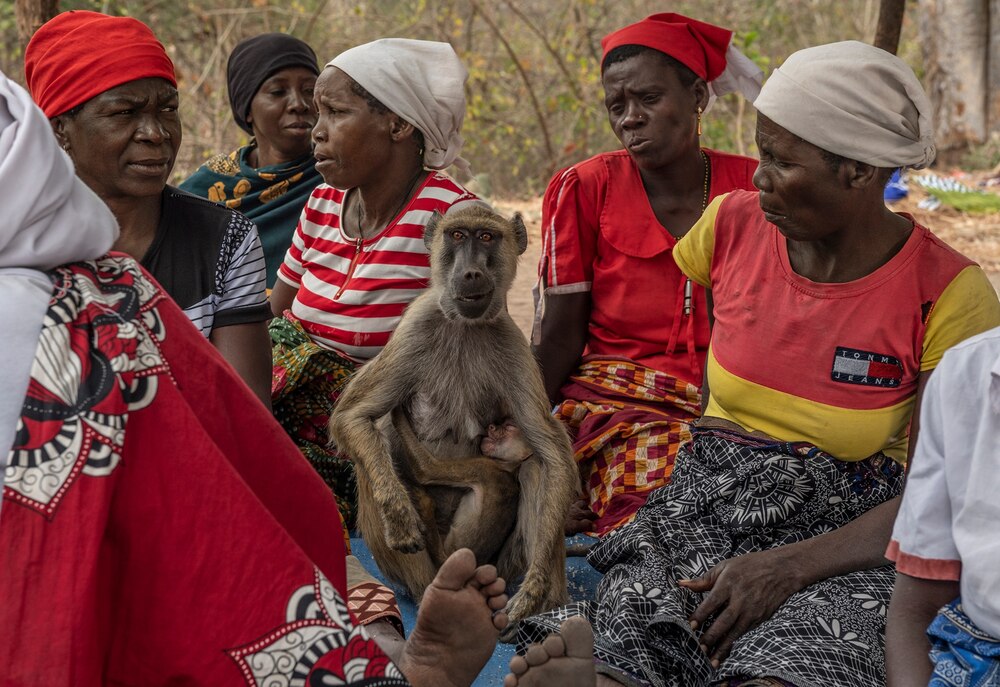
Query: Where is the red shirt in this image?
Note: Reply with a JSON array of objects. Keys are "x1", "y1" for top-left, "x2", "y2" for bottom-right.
[
  {"x1": 539, "y1": 148, "x2": 757, "y2": 386},
  {"x1": 278, "y1": 173, "x2": 482, "y2": 361}
]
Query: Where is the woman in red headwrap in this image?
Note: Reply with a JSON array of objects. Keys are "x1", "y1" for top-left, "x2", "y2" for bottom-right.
[
  {"x1": 0, "y1": 65, "x2": 509, "y2": 687},
  {"x1": 532, "y1": 13, "x2": 763, "y2": 536},
  {"x1": 24, "y1": 11, "x2": 272, "y2": 408}
]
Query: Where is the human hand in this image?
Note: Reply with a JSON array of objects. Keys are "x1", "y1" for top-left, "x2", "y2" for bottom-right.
[{"x1": 679, "y1": 547, "x2": 808, "y2": 667}]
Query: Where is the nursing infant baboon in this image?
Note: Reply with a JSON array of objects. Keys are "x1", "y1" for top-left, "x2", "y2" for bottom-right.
[
  {"x1": 390, "y1": 407, "x2": 525, "y2": 568},
  {"x1": 330, "y1": 206, "x2": 578, "y2": 624}
]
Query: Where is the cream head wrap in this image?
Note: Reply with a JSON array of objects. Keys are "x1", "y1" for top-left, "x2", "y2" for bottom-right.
[
  {"x1": 329, "y1": 38, "x2": 470, "y2": 173},
  {"x1": 753, "y1": 41, "x2": 935, "y2": 169},
  {"x1": 0, "y1": 69, "x2": 119, "y2": 494}
]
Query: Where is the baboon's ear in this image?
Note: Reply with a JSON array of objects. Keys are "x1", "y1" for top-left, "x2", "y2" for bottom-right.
[
  {"x1": 511, "y1": 213, "x2": 528, "y2": 255},
  {"x1": 424, "y1": 211, "x2": 443, "y2": 251}
]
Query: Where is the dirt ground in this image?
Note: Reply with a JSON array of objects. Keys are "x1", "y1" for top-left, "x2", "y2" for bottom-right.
[{"x1": 495, "y1": 174, "x2": 1000, "y2": 339}]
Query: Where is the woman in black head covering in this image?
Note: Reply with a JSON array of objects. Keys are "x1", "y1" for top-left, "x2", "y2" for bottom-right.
[{"x1": 181, "y1": 32, "x2": 322, "y2": 288}]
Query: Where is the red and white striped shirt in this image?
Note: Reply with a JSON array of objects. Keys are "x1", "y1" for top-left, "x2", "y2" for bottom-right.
[{"x1": 277, "y1": 172, "x2": 482, "y2": 361}]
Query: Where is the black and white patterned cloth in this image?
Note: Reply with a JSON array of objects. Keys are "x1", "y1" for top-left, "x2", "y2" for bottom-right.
[{"x1": 514, "y1": 427, "x2": 904, "y2": 687}]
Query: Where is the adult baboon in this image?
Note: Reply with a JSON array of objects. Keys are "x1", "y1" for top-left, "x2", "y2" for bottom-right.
[{"x1": 330, "y1": 206, "x2": 578, "y2": 624}]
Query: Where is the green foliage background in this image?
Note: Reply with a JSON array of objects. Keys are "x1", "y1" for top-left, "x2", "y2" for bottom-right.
[{"x1": 0, "y1": 0, "x2": 918, "y2": 197}]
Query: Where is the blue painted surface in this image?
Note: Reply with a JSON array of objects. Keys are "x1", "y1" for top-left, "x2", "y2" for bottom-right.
[{"x1": 350, "y1": 534, "x2": 603, "y2": 686}]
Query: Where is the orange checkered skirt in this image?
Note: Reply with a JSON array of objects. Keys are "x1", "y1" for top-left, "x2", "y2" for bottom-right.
[{"x1": 556, "y1": 357, "x2": 701, "y2": 535}]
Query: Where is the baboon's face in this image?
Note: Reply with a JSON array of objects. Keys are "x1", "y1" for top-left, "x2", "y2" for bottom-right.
[
  {"x1": 426, "y1": 208, "x2": 527, "y2": 322},
  {"x1": 439, "y1": 221, "x2": 508, "y2": 320}
]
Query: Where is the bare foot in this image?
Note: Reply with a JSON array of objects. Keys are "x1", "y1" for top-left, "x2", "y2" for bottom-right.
[
  {"x1": 503, "y1": 616, "x2": 597, "y2": 686},
  {"x1": 565, "y1": 496, "x2": 598, "y2": 536},
  {"x1": 396, "y1": 548, "x2": 509, "y2": 687}
]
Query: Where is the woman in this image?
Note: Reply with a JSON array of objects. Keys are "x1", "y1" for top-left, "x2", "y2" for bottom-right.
[
  {"x1": 181, "y1": 32, "x2": 323, "y2": 289},
  {"x1": 269, "y1": 38, "x2": 485, "y2": 530},
  {"x1": 0, "y1": 68, "x2": 508, "y2": 685},
  {"x1": 24, "y1": 11, "x2": 272, "y2": 407},
  {"x1": 513, "y1": 41, "x2": 1000, "y2": 687},
  {"x1": 531, "y1": 13, "x2": 764, "y2": 536}
]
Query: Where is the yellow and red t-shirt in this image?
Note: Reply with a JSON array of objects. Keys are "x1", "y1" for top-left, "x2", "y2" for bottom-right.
[{"x1": 674, "y1": 190, "x2": 1000, "y2": 462}]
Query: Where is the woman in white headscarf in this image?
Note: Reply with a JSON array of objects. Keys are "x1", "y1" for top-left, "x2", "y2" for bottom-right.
[
  {"x1": 0, "y1": 67, "x2": 512, "y2": 687},
  {"x1": 268, "y1": 39, "x2": 486, "y2": 530},
  {"x1": 508, "y1": 41, "x2": 1000, "y2": 687}
]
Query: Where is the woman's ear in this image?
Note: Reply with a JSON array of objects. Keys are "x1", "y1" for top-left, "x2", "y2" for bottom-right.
[
  {"x1": 845, "y1": 160, "x2": 880, "y2": 189},
  {"x1": 49, "y1": 115, "x2": 70, "y2": 152},
  {"x1": 388, "y1": 115, "x2": 415, "y2": 142},
  {"x1": 693, "y1": 78, "x2": 710, "y2": 113}
]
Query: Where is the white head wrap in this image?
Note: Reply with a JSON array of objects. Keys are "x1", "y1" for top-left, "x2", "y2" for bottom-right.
[
  {"x1": 753, "y1": 40, "x2": 935, "y2": 169},
  {"x1": 329, "y1": 39, "x2": 470, "y2": 174},
  {"x1": 706, "y1": 43, "x2": 763, "y2": 112},
  {"x1": 0, "y1": 70, "x2": 119, "y2": 498}
]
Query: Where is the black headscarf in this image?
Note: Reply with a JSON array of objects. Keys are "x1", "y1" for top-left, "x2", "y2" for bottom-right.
[{"x1": 227, "y1": 33, "x2": 319, "y2": 135}]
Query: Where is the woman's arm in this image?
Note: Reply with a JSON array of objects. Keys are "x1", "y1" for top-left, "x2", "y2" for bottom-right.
[
  {"x1": 270, "y1": 279, "x2": 299, "y2": 319},
  {"x1": 886, "y1": 573, "x2": 958, "y2": 686},
  {"x1": 210, "y1": 321, "x2": 273, "y2": 409},
  {"x1": 683, "y1": 371, "x2": 932, "y2": 665},
  {"x1": 531, "y1": 291, "x2": 590, "y2": 405}
]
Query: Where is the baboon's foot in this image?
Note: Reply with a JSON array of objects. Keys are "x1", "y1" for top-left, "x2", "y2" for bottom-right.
[
  {"x1": 380, "y1": 500, "x2": 426, "y2": 553},
  {"x1": 503, "y1": 616, "x2": 597, "y2": 687},
  {"x1": 397, "y1": 548, "x2": 508, "y2": 687}
]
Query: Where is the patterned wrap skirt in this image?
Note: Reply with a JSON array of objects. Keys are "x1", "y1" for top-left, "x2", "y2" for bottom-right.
[
  {"x1": 555, "y1": 358, "x2": 702, "y2": 535},
  {"x1": 514, "y1": 427, "x2": 904, "y2": 687},
  {"x1": 929, "y1": 598, "x2": 1000, "y2": 687},
  {"x1": 271, "y1": 313, "x2": 356, "y2": 543}
]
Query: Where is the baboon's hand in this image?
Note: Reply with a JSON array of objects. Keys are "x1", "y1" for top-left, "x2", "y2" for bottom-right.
[
  {"x1": 379, "y1": 498, "x2": 426, "y2": 553},
  {"x1": 503, "y1": 580, "x2": 547, "y2": 624},
  {"x1": 504, "y1": 570, "x2": 570, "y2": 625}
]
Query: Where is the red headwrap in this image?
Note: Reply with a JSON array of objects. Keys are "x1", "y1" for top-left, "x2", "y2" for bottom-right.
[
  {"x1": 600, "y1": 12, "x2": 733, "y2": 81},
  {"x1": 25, "y1": 11, "x2": 176, "y2": 118}
]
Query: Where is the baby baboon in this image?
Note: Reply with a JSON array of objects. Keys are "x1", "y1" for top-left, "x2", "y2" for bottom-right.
[
  {"x1": 390, "y1": 406, "x2": 522, "y2": 568},
  {"x1": 330, "y1": 206, "x2": 579, "y2": 624}
]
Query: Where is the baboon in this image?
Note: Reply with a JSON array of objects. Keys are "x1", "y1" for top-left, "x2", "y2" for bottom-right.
[
  {"x1": 390, "y1": 406, "x2": 522, "y2": 568},
  {"x1": 330, "y1": 205, "x2": 579, "y2": 624}
]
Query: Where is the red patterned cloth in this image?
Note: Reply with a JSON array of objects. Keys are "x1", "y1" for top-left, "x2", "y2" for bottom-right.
[
  {"x1": 0, "y1": 256, "x2": 406, "y2": 685},
  {"x1": 556, "y1": 357, "x2": 701, "y2": 535}
]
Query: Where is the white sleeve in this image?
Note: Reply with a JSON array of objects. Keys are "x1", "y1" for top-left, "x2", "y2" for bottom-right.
[{"x1": 888, "y1": 365, "x2": 960, "y2": 580}]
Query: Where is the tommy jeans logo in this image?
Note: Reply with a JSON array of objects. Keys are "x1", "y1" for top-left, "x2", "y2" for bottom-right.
[{"x1": 831, "y1": 347, "x2": 903, "y2": 387}]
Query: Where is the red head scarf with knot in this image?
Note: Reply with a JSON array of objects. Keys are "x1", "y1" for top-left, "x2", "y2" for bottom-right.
[
  {"x1": 25, "y1": 10, "x2": 176, "y2": 118},
  {"x1": 600, "y1": 12, "x2": 732, "y2": 81}
]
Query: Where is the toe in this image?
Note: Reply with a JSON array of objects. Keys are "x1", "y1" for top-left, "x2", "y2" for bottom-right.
[
  {"x1": 492, "y1": 610, "x2": 509, "y2": 630},
  {"x1": 524, "y1": 644, "x2": 550, "y2": 667},
  {"x1": 488, "y1": 593, "x2": 509, "y2": 611},
  {"x1": 508, "y1": 655, "x2": 529, "y2": 676},
  {"x1": 541, "y1": 634, "x2": 567, "y2": 658},
  {"x1": 482, "y1": 577, "x2": 507, "y2": 597},
  {"x1": 473, "y1": 564, "x2": 499, "y2": 587},
  {"x1": 432, "y1": 548, "x2": 476, "y2": 591},
  {"x1": 560, "y1": 617, "x2": 595, "y2": 659}
]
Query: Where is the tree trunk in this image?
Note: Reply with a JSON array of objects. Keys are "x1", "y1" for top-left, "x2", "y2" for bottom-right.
[
  {"x1": 15, "y1": 0, "x2": 59, "y2": 45},
  {"x1": 875, "y1": 0, "x2": 907, "y2": 54},
  {"x1": 918, "y1": 0, "x2": 988, "y2": 158}
]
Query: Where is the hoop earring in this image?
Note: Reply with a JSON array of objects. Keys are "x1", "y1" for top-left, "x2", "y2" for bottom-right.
[{"x1": 696, "y1": 107, "x2": 703, "y2": 137}]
